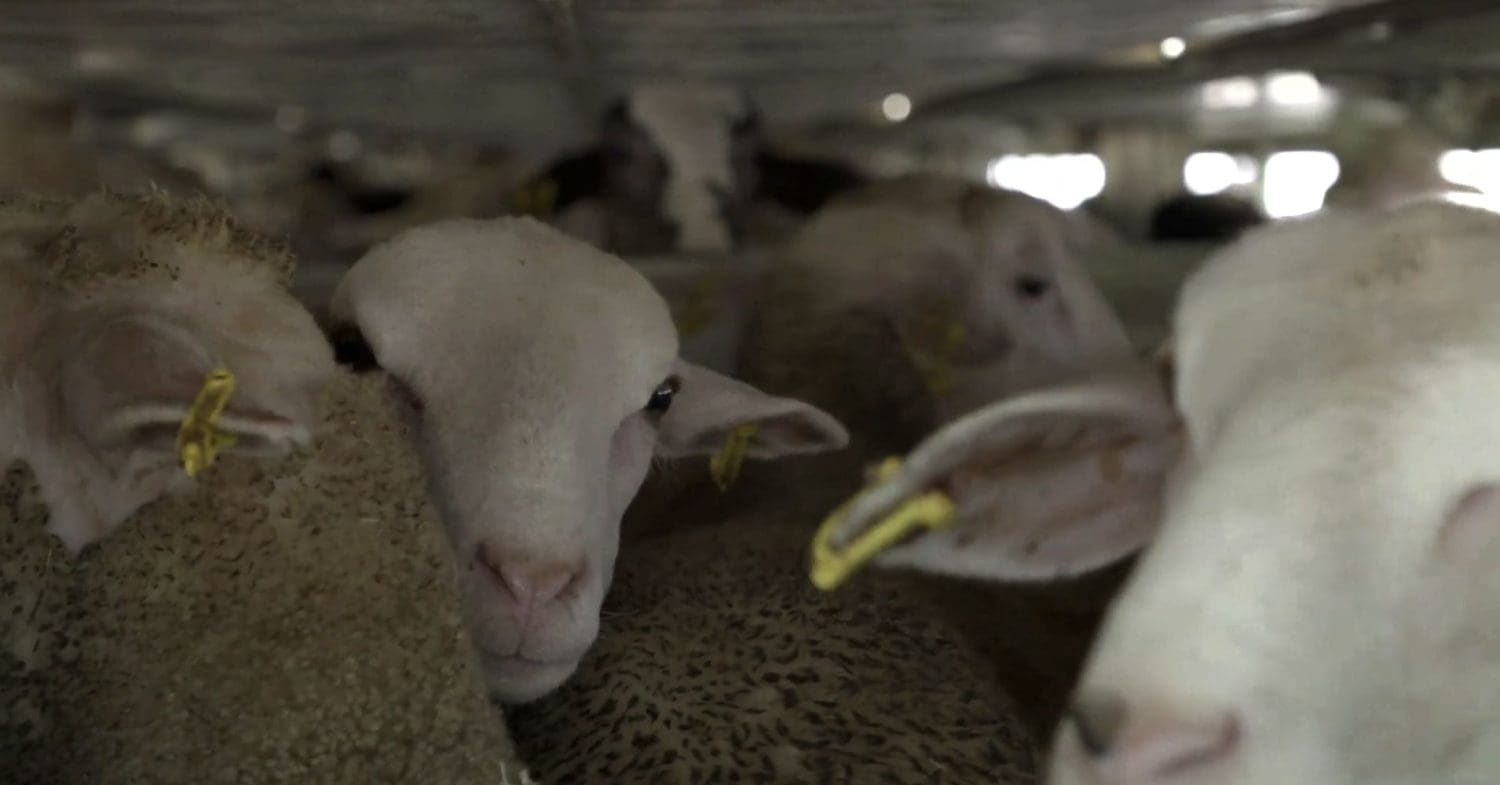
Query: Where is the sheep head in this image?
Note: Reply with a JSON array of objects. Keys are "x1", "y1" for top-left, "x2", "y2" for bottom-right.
[
  {"x1": 329, "y1": 216, "x2": 848, "y2": 703},
  {"x1": 824, "y1": 201, "x2": 1500, "y2": 784},
  {"x1": 0, "y1": 193, "x2": 334, "y2": 553}
]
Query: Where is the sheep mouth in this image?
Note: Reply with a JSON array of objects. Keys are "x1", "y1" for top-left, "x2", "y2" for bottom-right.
[{"x1": 481, "y1": 649, "x2": 582, "y2": 679}]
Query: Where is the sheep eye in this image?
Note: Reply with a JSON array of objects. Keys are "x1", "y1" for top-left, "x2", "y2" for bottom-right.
[
  {"x1": 645, "y1": 376, "x2": 680, "y2": 414},
  {"x1": 1016, "y1": 275, "x2": 1051, "y2": 298}
]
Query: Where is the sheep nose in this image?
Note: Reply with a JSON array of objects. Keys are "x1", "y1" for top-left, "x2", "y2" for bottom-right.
[
  {"x1": 1060, "y1": 689, "x2": 1240, "y2": 784},
  {"x1": 475, "y1": 543, "x2": 584, "y2": 625}
]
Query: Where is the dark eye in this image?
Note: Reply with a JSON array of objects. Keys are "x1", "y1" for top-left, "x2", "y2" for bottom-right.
[
  {"x1": 1016, "y1": 275, "x2": 1051, "y2": 298},
  {"x1": 645, "y1": 376, "x2": 680, "y2": 414}
]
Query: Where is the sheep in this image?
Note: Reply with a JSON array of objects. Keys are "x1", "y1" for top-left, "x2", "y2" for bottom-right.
[
  {"x1": 736, "y1": 173, "x2": 1138, "y2": 470},
  {"x1": 327, "y1": 216, "x2": 851, "y2": 703},
  {"x1": 818, "y1": 200, "x2": 1500, "y2": 784},
  {"x1": 515, "y1": 84, "x2": 864, "y2": 254},
  {"x1": 508, "y1": 510, "x2": 1041, "y2": 784},
  {"x1": 0, "y1": 192, "x2": 528, "y2": 783},
  {"x1": 692, "y1": 174, "x2": 1149, "y2": 737}
]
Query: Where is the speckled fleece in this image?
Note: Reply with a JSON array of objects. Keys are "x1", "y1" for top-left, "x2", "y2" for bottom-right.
[
  {"x1": 2, "y1": 372, "x2": 528, "y2": 784},
  {"x1": 0, "y1": 191, "x2": 296, "y2": 292},
  {"x1": 1, "y1": 190, "x2": 528, "y2": 784},
  {"x1": 510, "y1": 512, "x2": 1039, "y2": 785}
]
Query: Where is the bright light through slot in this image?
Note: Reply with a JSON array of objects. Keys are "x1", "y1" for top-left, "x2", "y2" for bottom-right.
[
  {"x1": 1440, "y1": 149, "x2": 1500, "y2": 191},
  {"x1": 1200, "y1": 77, "x2": 1260, "y2": 110},
  {"x1": 986, "y1": 154, "x2": 1108, "y2": 211},
  {"x1": 1183, "y1": 152, "x2": 1257, "y2": 196},
  {"x1": 1262, "y1": 151, "x2": 1340, "y2": 219},
  {"x1": 1265, "y1": 71, "x2": 1323, "y2": 107},
  {"x1": 1439, "y1": 149, "x2": 1500, "y2": 213},
  {"x1": 881, "y1": 93, "x2": 912, "y2": 123}
]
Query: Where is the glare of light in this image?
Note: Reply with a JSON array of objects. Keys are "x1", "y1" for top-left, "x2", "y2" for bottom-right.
[
  {"x1": 1262, "y1": 151, "x2": 1340, "y2": 218},
  {"x1": 327, "y1": 131, "x2": 362, "y2": 162},
  {"x1": 1183, "y1": 152, "x2": 1258, "y2": 196},
  {"x1": 1159, "y1": 37, "x2": 1187, "y2": 60},
  {"x1": 881, "y1": 93, "x2": 912, "y2": 123},
  {"x1": 1439, "y1": 148, "x2": 1500, "y2": 192},
  {"x1": 986, "y1": 154, "x2": 1108, "y2": 211},
  {"x1": 1265, "y1": 71, "x2": 1324, "y2": 107},
  {"x1": 1200, "y1": 76, "x2": 1261, "y2": 110},
  {"x1": 275, "y1": 105, "x2": 308, "y2": 134},
  {"x1": 1440, "y1": 191, "x2": 1500, "y2": 213},
  {"x1": 1438, "y1": 149, "x2": 1500, "y2": 213}
]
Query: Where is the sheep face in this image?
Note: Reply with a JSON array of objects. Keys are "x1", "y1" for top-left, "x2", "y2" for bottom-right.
[
  {"x1": 823, "y1": 203, "x2": 1500, "y2": 784},
  {"x1": 332, "y1": 217, "x2": 847, "y2": 703},
  {"x1": 755, "y1": 178, "x2": 1136, "y2": 448},
  {"x1": 0, "y1": 195, "x2": 335, "y2": 553}
]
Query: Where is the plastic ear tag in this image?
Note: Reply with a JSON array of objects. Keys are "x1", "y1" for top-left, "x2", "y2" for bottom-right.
[
  {"x1": 902, "y1": 317, "x2": 966, "y2": 396},
  {"x1": 675, "y1": 272, "x2": 725, "y2": 338},
  {"x1": 708, "y1": 423, "x2": 759, "y2": 492},
  {"x1": 177, "y1": 368, "x2": 238, "y2": 478},
  {"x1": 514, "y1": 178, "x2": 559, "y2": 219},
  {"x1": 810, "y1": 456, "x2": 956, "y2": 591}
]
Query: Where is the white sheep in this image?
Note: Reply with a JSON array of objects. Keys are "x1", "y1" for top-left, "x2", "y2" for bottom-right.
[
  {"x1": 318, "y1": 204, "x2": 1039, "y2": 782},
  {"x1": 0, "y1": 193, "x2": 528, "y2": 783},
  {"x1": 820, "y1": 200, "x2": 1500, "y2": 784},
  {"x1": 327, "y1": 216, "x2": 850, "y2": 703},
  {"x1": 736, "y1": 172, "x2": 1138, "y2": 467}
]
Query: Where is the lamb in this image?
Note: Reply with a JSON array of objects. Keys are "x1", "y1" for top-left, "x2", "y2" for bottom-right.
[
  {"x1": 1, "y1": 193, "x2": 527, "y2": 783},
  {"x1": 327, "y1": 216, "x2": 850, "y2": 703},
  {"x1": 736, "y1": 173, "x2": 1139, "y2": 464},
  {"x1": 818, "y1": 200, "x2": 1500, "y2": 784},
  {"x1": 700, "y1": 175, "x2": 1150, "y2": 738},
  {"x1": 315, "y1": 211, "x2": 1039, "y2": 782},
  {"x1": 515, "y1": 84, "x2": 864, "y2": 254}
]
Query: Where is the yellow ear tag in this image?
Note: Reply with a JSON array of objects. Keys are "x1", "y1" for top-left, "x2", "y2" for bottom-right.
[
  {"x1": 514, "y1": 178, "x2": 559, "y2": 219},
  {"x1": 177, "y1": 368, "x2": 238, "y2": 478},
  {"x1": 810, "y1": 456, "x2": 956, "y2": 591},
  {"x1": 902, "y1": 317, "x2": 966, "y2": 397},
  {"x1": 708, "y1": 423, "x2": 758, "y2": 492},
  {"x1": 675, "y1": 272, "x2": 725, "y2": 338}
]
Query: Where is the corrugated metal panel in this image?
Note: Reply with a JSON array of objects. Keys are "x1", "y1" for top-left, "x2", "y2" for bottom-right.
[{"x1": 0, "y1": 0, "x2": 1377, "y2": 150}]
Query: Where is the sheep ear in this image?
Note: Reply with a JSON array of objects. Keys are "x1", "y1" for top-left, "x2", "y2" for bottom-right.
[
  {"x1": 65, "y1": 315, "x2": 312, "y2": 459},
  {"x1": 825, "y1": 370, "x2": 1183, "y2": 582},
  {"x1": 655, "y1": 360, "x2": 849, "y2": 460}
]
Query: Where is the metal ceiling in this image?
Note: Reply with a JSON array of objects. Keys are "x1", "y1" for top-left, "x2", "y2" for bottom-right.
[{"x1": 0, "y1": 0, "x2": 1380, "y2": 156}]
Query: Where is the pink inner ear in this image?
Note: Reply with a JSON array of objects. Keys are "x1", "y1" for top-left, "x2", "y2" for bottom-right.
[{"x1": 937, "y1": 426, "x2": 1174, "y2": 575}]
